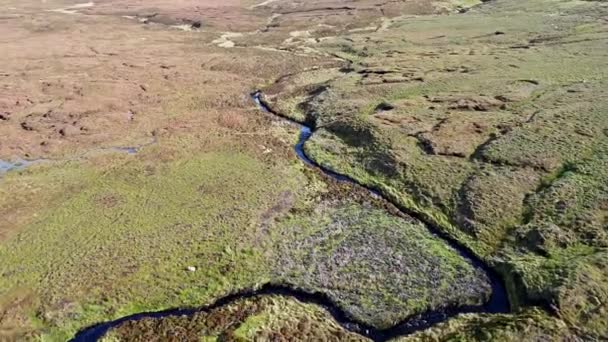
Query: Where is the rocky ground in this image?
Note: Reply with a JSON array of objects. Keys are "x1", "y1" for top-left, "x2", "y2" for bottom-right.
[{"x1": 0, "y1": 0, "x2": 606, "y2": 341}]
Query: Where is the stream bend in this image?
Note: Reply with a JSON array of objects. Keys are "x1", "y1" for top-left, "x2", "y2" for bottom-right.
[
  {"x1": 250, "y1": 90, "x2": 510, "y2": 322},
  {"x1": 70, "y1": 91, "x2": 510, "y2": 342}
]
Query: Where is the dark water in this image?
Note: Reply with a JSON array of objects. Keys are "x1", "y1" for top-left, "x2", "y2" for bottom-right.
[
  {"x1": 71, "y1": 284, "x2": 430, "y2": 342},
  {"x1": 69, "y1": 92, "x2": 509, "y2": 342},
  {"x1": 252, "y1": 90, "x2": 509, "y2": 314}
]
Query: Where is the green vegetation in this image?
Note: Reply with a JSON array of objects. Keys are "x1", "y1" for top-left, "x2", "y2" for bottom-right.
[
  {"x1": 96, "y1": 178, "x2": 490, "y2": 339},
  {"x1": 270, "y1": 200, "x2": 490, "y2": 328},
  {"x1": 0, "y1": 126, "x2": 491, "y2": 340},
  {"x1": 2, "y1": 0, "x2": 606, "y2": 340},
  {"x1": 267, "y1": 0, "x2": 608, "y2": 338},
  {"x1": 0, "y1": 145, "x2": 304, "y2": 340},
  {"x1": 102, "y1": 295, "x2": 368, "y2": 341},
  {"x1": 395, "y1": 309, "x2": 573, "y2": 341}
]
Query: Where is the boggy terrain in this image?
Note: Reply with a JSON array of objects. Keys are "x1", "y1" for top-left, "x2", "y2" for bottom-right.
[
  {"x1": 264, "y1": 0, "x2": 608, "y2": 339},
  {"x1": 0, "y1": 0, "x2": 606, "y2": 341}
]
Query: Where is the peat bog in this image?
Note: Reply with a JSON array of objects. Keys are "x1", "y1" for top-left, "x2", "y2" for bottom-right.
[{"x1": 0, "y1": 0, "x2": 606, "y2": 341}]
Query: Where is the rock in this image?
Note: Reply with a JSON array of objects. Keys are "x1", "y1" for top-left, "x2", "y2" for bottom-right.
[
  {"x1": 21, "y1": 121, "x2": 34, "y2": 131},
  {"x1": 58, "y1": 125, "x2": 80, "y2": 137}
]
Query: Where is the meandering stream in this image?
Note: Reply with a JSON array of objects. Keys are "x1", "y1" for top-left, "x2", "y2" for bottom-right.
[{"x1": 70, "y1": 91, "x2": 509, "y2": 342}]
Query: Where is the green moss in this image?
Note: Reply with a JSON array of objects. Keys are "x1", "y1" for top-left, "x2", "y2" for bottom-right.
[
  {"x1": 395, "y1": 308, "x2": 572, "y2": 341},
  {"x1": 266, "y1": 0, "x2": 608, "y2": 337},
  {"x1": 106, "y1": 295, "x2": 368, "y2": 341},
  {"x1": 0, "y1": 149, "x2": 304, "y2": 339},
  {"x1": 232, "y1": 312, "x2": 269, "y2": 340},
  {"x1": 270, "y1": 201, "x2": 491, "y2": 328},
  {"x1": 3, "y1": 0, "x2": 608, "y2": 340}
]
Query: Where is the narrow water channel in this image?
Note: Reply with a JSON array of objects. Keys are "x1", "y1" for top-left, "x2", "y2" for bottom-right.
[{"x1": 70, "y1": 91, "x2": 510, "y2": 342}]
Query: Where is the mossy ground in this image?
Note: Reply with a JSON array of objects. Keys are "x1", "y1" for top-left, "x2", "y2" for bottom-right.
[
  {"x1": 270, "y1": 198, "x2": 490, "y2": 329},
  {"x1": 0, "y1": 133, "x2": 490, "y2": 340},
  {"x1": 266, "y1": 0, "x2": 608, "y2": 339},
  {"x1": 393, "y1": 308, "x2": 572, "y2": 341},
  {"x1": 2, "y1": 0, "x2": 606, "y2": 340},
  {"x1": 101, "y1": 295, "x2": 368, "y2": 342},
  {"x1": 0, "y1": 141, "x2": 304, "y2": 340}
]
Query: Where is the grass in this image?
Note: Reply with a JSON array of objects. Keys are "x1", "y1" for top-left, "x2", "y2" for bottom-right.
[
  {"x1": 270, "y1": 200, "x2": 491, "y2": 328},
  {"x1": 0, "y1": 103, "x2": 490, "y2": 340},
  {"x1": 263, "y1": 0, "x2": 608, "y2": 338},
  {"x1": 2, "y1": 0, "x2": 607, "y2": 340},
  {"x1": 395, "y1": 308, "x2": 572, "y2": 341},
  {"x1": 102, "y1": 295, "x2": 368, "y2": 341},
  {"x1": 0, "y1": 144, "x2": 305, "y2": 340}
]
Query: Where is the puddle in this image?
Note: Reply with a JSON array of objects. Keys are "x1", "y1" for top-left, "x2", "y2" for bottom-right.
[
  {"x1": 0, "y1": 137, "x2": 156, "y2": 177},
  {"x1": 0, "y1": 158, "x2": 42, "y2": 175},
  {"x1": 70, "y1": 2, "x2": 95, "y2": 9},
  {"x1": 48, "y1": 2, "x2": 94, "y2": 15}
]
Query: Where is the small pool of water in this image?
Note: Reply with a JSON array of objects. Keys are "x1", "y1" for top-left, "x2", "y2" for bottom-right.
[{"x1": 0, "y1": 158, "x2": 40, "y2": 175}]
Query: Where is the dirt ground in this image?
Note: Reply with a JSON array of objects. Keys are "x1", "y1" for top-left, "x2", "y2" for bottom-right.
[{"x1": 0, "y1": 0, "x2": 457, "y2": 160}]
